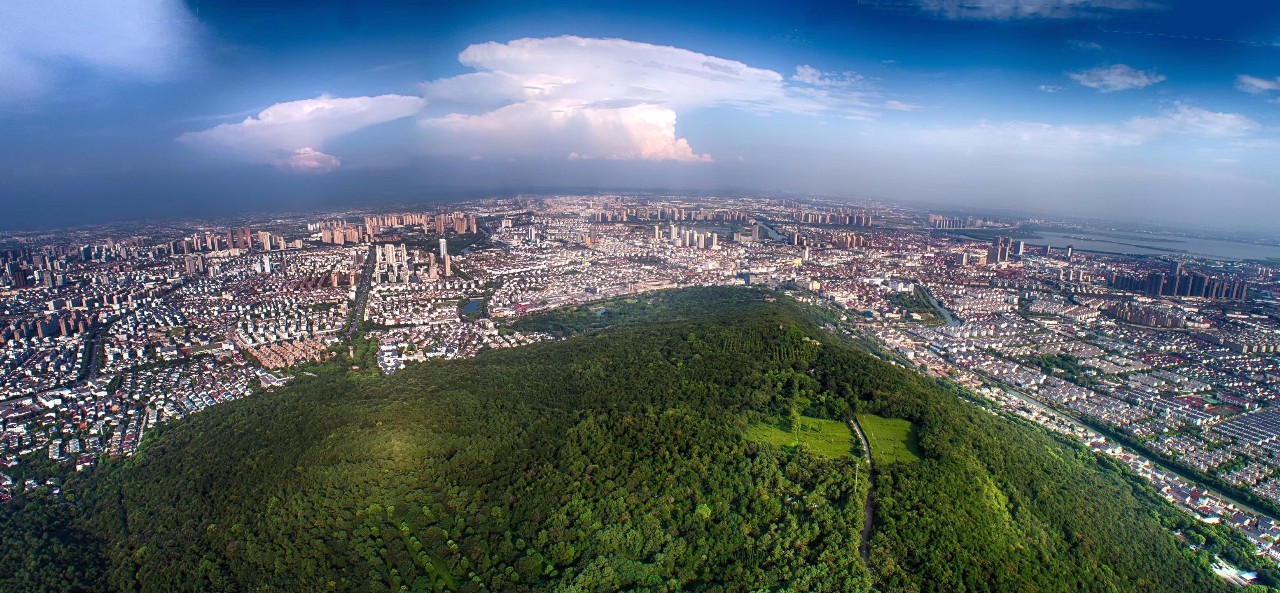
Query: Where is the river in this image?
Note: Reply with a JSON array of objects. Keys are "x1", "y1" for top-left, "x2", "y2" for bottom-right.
[{"x1": 920, "y1": 287, "x2": 962, "y2": 327}]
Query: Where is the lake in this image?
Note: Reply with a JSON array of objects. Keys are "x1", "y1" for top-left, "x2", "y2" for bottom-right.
[{"x1": 1025, "y1": 230, "x2": 1280, "y2": 262}]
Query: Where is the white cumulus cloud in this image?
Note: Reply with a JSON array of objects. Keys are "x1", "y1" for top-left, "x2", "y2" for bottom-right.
[
  {"x1": 0, "y1": 0, "x2": 197, "y2": 100},
  {"x1": 1068, "y1": 64, "x2": 1166, "y2": 92},
  {"x1": 418, "y1": 36, "x2": 900, "y2": 162},
  {"x1": 178, "y1": 94, "x2": 425, "y2": 172}
]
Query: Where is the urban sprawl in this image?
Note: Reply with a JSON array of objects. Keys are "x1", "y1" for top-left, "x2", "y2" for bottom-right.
[{"x1": 3, "y1": 195, "x2": 1280, "y2": 582}]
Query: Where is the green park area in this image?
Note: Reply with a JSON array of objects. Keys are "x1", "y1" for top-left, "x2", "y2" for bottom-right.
[
  {"x1": 857, "y1": 414, "x2": 921, "y2": 465},
  {"x1": 748, "y1": 415, "x2": 855, "y2": 460}
]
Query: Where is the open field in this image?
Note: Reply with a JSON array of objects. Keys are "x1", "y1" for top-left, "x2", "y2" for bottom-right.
[
  {"x1": 857, "y1": 414, "x2": 921, "y2": 465},
  {"x1": 748, "y1": 415, "x2": 855, "y2": 459}
]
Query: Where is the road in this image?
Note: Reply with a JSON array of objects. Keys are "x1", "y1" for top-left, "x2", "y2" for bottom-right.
[
  {"x1": 77, "y1": 316, "x2": 115, "y2": 384},
  {"x1": 343, "y1": 244, "x2": 376, "y2": 341},
  {"x1": 850, "y1": 417, "x2": 875, "y2": 562}
]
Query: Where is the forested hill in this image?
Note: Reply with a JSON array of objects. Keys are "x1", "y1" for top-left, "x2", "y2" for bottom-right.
[{"x1": 0, "y1": 287, "x2": 1240, "y2": 592}]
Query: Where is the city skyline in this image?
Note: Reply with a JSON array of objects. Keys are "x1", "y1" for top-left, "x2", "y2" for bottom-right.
[{"x1": 4, "y1": 0, "x2": 1280, "y2": 230}]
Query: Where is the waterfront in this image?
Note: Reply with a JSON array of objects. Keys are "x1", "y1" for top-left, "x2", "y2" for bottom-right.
[{"x1": 1027, "y1": 230, "x2": 1280, "y2": 261}]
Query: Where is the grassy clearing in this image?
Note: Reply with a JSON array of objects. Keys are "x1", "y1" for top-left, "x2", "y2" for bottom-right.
[
  {"x1": 748, "y1": 415, "x2": 854, "y2": 460},
  {"x1": 857, "y1": 414, "x2": 921, "y2": 465}
]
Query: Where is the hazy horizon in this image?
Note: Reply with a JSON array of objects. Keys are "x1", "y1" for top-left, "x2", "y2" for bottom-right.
[{"x1": 4, "y1": 0, "x2": 1280, "y2": 230}]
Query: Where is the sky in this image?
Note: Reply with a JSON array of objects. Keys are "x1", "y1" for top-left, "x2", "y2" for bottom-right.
[{"x1": 2, "y1": 0, "x2": 1280, "y2": 230}]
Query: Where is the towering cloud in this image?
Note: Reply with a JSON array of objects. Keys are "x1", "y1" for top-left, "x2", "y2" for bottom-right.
[
  {"x1": 418, "y1": 36, "x2": 895, "y2": 162},
  {"x1": 177, "y1": 37, "x2": 908, "y2": 170}
]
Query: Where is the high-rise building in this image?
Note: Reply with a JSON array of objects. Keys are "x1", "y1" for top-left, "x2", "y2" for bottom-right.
[
  {"x1": 439, "y1": 238, "x2": 448, "y2": 260},
  {"x1": 1190, "y1": 273, "x2": 1208, "y2": 298},
  {"x1": 375, "y1": 243, "x2": 412, "y2": 283},
  {"x1": 1175, "y1": 274, "x2": 1193, "y2": 297},
  {"x1": 183, "y1": 254, "x2": 204, "y2": 276},
  {"x1": 1146, "y1": 272, "x2": 1167, "y2": 297},
  {"x1": 426, "y1": 253, "x2": 439, "y2": 281},
  {"x1": 988, "y1": 236, "x2": 1012, "y2": 264}
]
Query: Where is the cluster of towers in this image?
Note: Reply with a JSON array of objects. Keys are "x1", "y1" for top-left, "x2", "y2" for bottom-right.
[
  {"x1": 1110, "y1": 302, "x2": 1194, "y2": 329},
  {"x1": 318, "y1": 223, "x2": 367, "y2": 245},
  {"x1": 170, "y1": 226, "x2": 286, "y2": 254},
  {"x1": 1110, "y1": 262, "x2": 1248, "y2": 301},
  {"x1": 375, "y1": 244, "x2": 412, "y2": 284},
  {"x1": 373, "y1": 241, "x2": 455, "y2": 284},
  {"x1": 364, "y1": 213, "x2": 430, "y2": 231},
  {"x1": 602, "y1": 207, "x2": 747, "y2": 222},
  {"x1": 424, "y1": 213, "x2": 478, "y2": 236},
  {"x1": 928, "y1": 214, "x2": 1005, "y2": 229},
  {"x1": 795, "y1": 209, "x2": 873, "y2": 227},
  {"x1": 657, "y1": 225, "x2": 718, "y2": 249},
  {"x1": 2, "y1": 310, "x2": 92, "y2": 344},
  {"x1": 831, "y1": 234, "x2": 867, "y2": 249},
  {"x1": 987, "y1": 237, "x2": 1025, "y2": 264}
]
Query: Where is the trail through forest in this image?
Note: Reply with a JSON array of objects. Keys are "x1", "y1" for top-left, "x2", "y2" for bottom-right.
[{"x1": 851, "y1": 417, "x2": 874, "y2": 562}]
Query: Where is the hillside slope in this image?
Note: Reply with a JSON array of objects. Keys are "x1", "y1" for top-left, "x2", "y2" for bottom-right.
[{"x1": 0, "y1": 287, "x2": 1231, "y2": 593}]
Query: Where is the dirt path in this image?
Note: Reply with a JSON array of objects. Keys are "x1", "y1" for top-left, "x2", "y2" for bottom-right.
[{"x1": 850, "y1": 417, "x2": 874, "y2": 562}]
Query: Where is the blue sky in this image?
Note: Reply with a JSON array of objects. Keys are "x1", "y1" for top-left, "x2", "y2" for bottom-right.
[{"x1": 2, "y1": 0, "x2": 1279, "y2": 230}]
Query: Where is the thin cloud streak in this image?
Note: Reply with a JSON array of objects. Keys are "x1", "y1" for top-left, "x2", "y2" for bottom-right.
[{"x1": 1068, "y1": 64, "x2": 1166, "y2": 92}]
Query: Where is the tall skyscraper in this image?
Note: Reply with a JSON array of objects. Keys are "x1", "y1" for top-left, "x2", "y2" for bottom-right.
[
  {"x1": 988, "y1": 237, "x2": 1012, "y2": 264},
  {"x1": 1146, "y1": 272, "x2": 1167, "y2": 297},
  {"x1": 439, "y1": 238, "x2": 448, "y2": 260}
]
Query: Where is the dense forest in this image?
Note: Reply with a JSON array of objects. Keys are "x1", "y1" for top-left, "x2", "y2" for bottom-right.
[{"x1": 0, "y1": 287, "x2": 1249, "y2": 592}]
